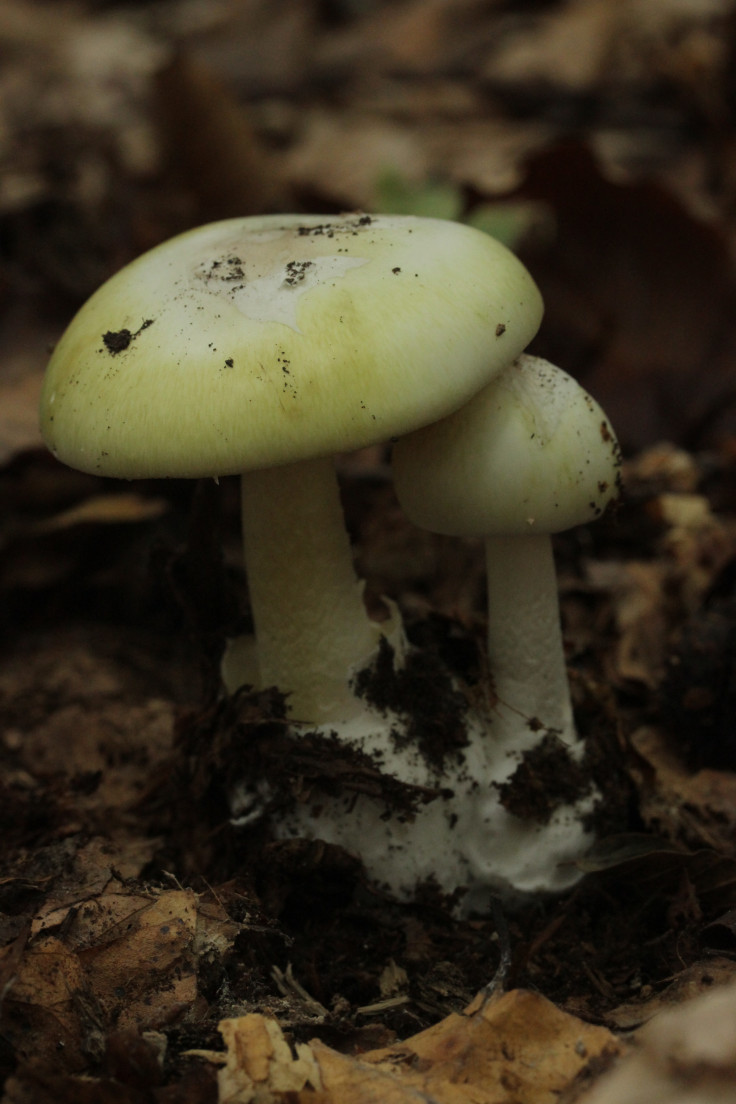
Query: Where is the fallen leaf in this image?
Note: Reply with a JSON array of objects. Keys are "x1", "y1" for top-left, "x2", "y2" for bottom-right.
[
  {"x1": 353, "y1": 988, "x2": 621, "y2": 1104},
  {"x1": 3, "y1": 935, "x2": 89, "y2": 1070},
  {"x1": 606, "y1": 958, "x2": 736, "y2": 1030},
  {"x1": 210, "y1": 989, "x2": 622, "y2": 1104},
  {"x1": 2, "y1": 886, "x2": 242, "y2": 1073},
  {"x1": 630, "y1": 725, "x2": 736, "y2": 853},
  {"x1": 520, "y1": 143, "x2": 736, "y2": 450},
  {"x1": 27, "y1": 492, "x2": 169, "y2": 533},
  {"x1": 155, "y1": 52, "x2": 287, "y2": 222},
  {"x1": 217, "y1": 1014, "x2": 323, "y2": 1103},
  {"x1": 0, "y1": 373, "x2": 44, "y2": 465},
  {"x1": 580, "y1": 977, "x2": 736, "y2": 1104}
]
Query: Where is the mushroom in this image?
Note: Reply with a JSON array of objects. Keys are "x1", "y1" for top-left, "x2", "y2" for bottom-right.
[
  {"x1": 392, "y1": 353, "x2": 622, "y2": 752},
  {"x1": 40, "y1": 213, "x2": 543, "y2": 724},
  {"x1": 271, "y1": 355, "x2": 621, "y2": 906}
]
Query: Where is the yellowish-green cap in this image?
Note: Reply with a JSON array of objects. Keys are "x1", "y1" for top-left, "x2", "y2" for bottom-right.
[
  {"x1": 393, "y1": 355, "x2": 622, "y2": 536},
  {"x1": 40, "y1": 213, "x2": 543, "y2": 478}
]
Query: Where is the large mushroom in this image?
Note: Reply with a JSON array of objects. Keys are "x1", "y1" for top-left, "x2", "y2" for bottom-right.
[{"x1": 40, "y1": 213, "x2": 543, "y2": 724}]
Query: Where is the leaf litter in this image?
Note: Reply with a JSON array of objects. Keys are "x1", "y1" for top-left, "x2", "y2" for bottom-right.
[{"x1": 3, "y1": 1, "x2": 736, "y2": 1101}]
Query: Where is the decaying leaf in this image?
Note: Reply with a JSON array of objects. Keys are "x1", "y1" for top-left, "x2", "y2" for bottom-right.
[
  {"x1": 630, "y1": 725, "x2": 736, "y2": 853},
  {"x1": 0, "y1": 374, "x2": 44, "y2": 466},
  {"x1": 216, "y1": 1014, "x2": 323, "y2": 1103},
  {"x1": 27, "y1": 493, "x2": 169, "y2": 534},
  {"x1": 585, "y1": 443, "x2": 736, "y2": 691},
  {"x1": 606, "y1": 958, "x2": 736, "y2": 1031},
  {"x1": 155, "y1": 52, "x2": 287, "y2": 222},
  {"x1": 521, "y1": 144, "x2": 736, "y2": 450},
  {"x1": 579, "y1": 978, "x2": 736, "y2": 1104},
  {"x1": 2, "y1": 885, "x2": 242, "y2": 1072},
  {"x1": 209, "y1": 989, "x2": 622, "y2": 1104}
]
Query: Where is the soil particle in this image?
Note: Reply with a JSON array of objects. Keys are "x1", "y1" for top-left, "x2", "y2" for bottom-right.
[
  {"x1": 101, "y1": 319, "x2": 153, "y2": 355},
  {"x1": 494, "y1": 732, "x2": 592, "y2": 824},
  {"x1": 352, "y1": 636, "x2": 470, "y2": 770}
]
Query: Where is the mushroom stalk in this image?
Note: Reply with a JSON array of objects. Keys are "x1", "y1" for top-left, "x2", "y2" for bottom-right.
[
  {"x1": 239, "y1": 455, "x2": 388, "y2": 722},
  {"x1": 485, "y1": 532, "x2": 575, "y2": 747}
]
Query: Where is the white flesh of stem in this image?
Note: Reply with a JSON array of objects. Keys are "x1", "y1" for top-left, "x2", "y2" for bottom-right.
[
  {"x1": 239, "y1": 456, "x2": 395, "y2": 723},
  {"x1": 485, "y1": 532, "x2": 576, "y2": 749}
]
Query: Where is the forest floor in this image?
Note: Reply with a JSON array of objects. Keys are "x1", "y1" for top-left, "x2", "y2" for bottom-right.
[{"x1": 3, "y1": 1, "x2": 736, "y2": 1101}]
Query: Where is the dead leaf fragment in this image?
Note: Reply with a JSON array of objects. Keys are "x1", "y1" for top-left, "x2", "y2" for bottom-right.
[
  {"x1": 155, "y1": 52, "x2": 287, "y2": 222},
  {"x1": 28, "y1": 492, "x2": 169, "y2": 534},
  {"x1": 0, "y1": 373, "x2": 44, "y2": 464},
  {"x1": 356, "y1": 988, "x2": 621, "y2": 1104},
  {"x1": 521, "y1": 144, "x2": 736, "y2": 450},
  {"x1": 630, "y1": 725, "x2": 736, "y2": 852},
  {"x1": 580, "y1": 978, "x2": 736, "y2": 1104},
  {"x1": 207, "y1": 990, "x2": 621, "y2": 1104},
  {"x1": 607, "y1": 958, "x2": 736, "y2": 1031},
  {"x1": 217, "y1": 1013, "x2": 322, "y2": 1103},
  {"x1": 2, "y1": 886, "x2": 242, "y2": 1075}
]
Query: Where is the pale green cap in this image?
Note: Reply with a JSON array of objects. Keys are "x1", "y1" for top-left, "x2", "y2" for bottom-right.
[
  {"x1": 40, "y1": 213, "x2": 543, "y2": 478},
  {"x1": 393, "y1": 355, "x2": 622, "y2": 536}
]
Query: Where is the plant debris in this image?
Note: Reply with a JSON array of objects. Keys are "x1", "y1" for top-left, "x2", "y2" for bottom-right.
[{"x1": 4, "y1": 2, "x2": 736, "y2": 1101}]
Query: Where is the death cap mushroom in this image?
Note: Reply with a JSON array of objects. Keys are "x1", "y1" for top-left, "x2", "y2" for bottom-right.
[
  {"x1": 39, "y1": 214, "x2": 545, "y2": 723},
  {"x1": 40, "y1": 213, "x2": 544, "y2": 478},
  {"x1": 392, "y1": 353, "x2": 622, "y2": 538}
]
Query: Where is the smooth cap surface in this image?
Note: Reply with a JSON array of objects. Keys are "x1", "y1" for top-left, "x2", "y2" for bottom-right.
[
  {"x1": 392, "y1": 354, "x2": 622, "y2": 536},
  {"x1": 40, "y1": 213, "x2": 543, "y2": 478}
]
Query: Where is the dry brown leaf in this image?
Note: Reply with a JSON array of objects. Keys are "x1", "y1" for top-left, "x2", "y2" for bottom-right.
[
  {"x1": 630, "y1": 725, "x2": 736, "y2": 852},
  {"x1": 31, "y1": 838, "x2": 160, "y2": 936},
  {"x1": 586, "y1": 444, "x2": 735, "y2": 690},
  {"x1": 211, "y1": 989, "x2": 622, "y2": 1104},
  {"x1": 3, "y1": 935, "x2": 89, "y2": 1070},
  {"x1": 27, "y1": 493, "x2": 169, "y2": 534},
  {"x1": 285, "y1": 108, "x2": 429, "y2": 211},
  {"x1": 598, "y1": 560, "x2": 669, "y2": 687},
  {"x1": 521, "y1": 144, "x2": 736, "y2": 450},
  {"x1": 579, "y1": 978, "x2": 736, "y2": 1104},
  {"x1": 607, "y1": 958, "x2": 736, "y2": 1031},
  {"x1": 16, "y1": 698, "x2": 175, "y2": 816},
  {"x1": 217, "y1": 1014, "x2": 323, "y2": 1103},
  {"x1": 487, "y1": 0, "x2": 621, "y2": 92},
  {"x1": 155, "y1": 52, "x2": 287, "y2": 222},
  {"x1": 0, "y1": 373, "x2": 44, "y2": 465},
  {"x1": 351, "y1": 988, "x2": 621, "y2": 1104},
  {"x1": 2, "y1": 886, "x2": 242, "y2": 1074}
]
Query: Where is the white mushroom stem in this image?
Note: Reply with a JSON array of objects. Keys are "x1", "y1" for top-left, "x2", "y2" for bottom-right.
[
  {"x1": 484, "y1": 532, "x2": 576, "y2": 748},
  {"x1": 239, "y1": 455, "x2": 390, "y2": 723}
]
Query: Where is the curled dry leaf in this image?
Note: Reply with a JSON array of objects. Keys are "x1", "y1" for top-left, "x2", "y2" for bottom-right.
[
  {"x1": 27, "y1": 493, "x2": 169, "y2": 534},
  {"x1": 606, "y1": 958, "x2": 736, "y2": 1032},
  {"x1": 630, "y1": 725, "x2": 736, "y2": 853},
  {"x1": 2, "y1": 886, "x2": 242, "y2": 1073},
  {"x1": 579, "y1": 978, "x2": 736, "y2": 1104},
  {"x1": 211, "y1": 989, "x2": 622, "y2": 1104},
  {"x1": 216, "y1": 1014, "x2": 323, "y2": 1103},
  {"x1": 521, "y1": 144, "x2": 736, "y2": 450}
]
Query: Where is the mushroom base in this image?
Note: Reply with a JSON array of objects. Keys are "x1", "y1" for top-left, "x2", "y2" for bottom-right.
[{"x1": 230, "y1": 661, "x2": 599, "y2": 911}]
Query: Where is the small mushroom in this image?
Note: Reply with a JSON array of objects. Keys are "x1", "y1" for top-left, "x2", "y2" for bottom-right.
[
  {"x1": 40, "y1": 213, "x2": 543, "y2": 723},
  {"x1": 392, "y1": 353, "x2": 622, "y2": 751},
  {"x1": 273, "y1": 356, "x2": 621, "y2": 906}
]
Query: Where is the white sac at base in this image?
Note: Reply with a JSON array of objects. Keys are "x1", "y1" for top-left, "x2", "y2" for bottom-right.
[{"x1": 232, "y1": 693, "x2": 597, "y2": 912}]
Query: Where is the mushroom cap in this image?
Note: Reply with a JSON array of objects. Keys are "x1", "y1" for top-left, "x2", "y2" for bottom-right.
[
  {"x1": 392, "y1": 354, "x2": 622, "y2": 537},
  {"x1": 40, "y1": 213, "x2": 543, "y2": 479}
]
